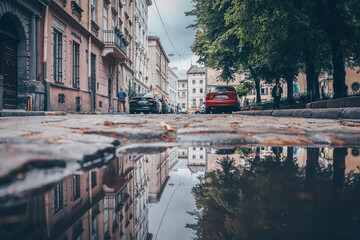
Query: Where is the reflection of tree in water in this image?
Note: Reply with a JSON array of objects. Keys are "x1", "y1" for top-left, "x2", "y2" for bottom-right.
[{"x1": 187, "y1": 148, "x2": 360, "y2": 240}]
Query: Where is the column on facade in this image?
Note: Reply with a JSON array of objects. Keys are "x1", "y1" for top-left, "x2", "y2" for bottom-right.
[{"x1": 29, "y1": 14, "x2": 36, "y2": 80}]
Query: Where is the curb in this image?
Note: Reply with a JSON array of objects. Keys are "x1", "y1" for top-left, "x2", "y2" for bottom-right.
[
  {"x1": 0, "y1": 111, "x2": 66, "y2": 117},
  {"x1": 238, "y1": 108, "x2": 360, "y2": 119}
]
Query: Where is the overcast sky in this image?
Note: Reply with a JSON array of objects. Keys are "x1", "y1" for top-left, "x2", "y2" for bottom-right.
[{"x1": 148, "y1": 0, "x2": 200, "y2": 71}]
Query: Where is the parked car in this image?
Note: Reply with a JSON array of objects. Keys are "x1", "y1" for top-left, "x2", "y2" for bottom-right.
[
  {"x1": 129, "y1": 93, "x2": 162, "y2": 114},
  {"x1": 179, "y1": 108, "x2": 187, "y2": 114},
  {"x1": 157, "y1": 94, "x2": 169, "y2": 114},
  {"x1": 201, "y1": 104, "x2": 205, "y2": 114},
  {"x1": 205, "y1": 86, "x2": 240, "y2": 113}
]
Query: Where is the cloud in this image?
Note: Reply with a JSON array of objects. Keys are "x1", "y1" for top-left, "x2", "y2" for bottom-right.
[{"x1": 148, "y1": 0, "x2": 199, "y2": 71}]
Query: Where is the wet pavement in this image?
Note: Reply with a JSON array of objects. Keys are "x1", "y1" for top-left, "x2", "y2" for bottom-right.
[{"x1": 1, "y1": 114, "x2": 360, "y2": 239}]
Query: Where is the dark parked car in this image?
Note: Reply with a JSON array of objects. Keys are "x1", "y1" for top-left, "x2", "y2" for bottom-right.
[
  {"x1": 129, "y1": 93, "x2": 162, "y2": 114},
  {"x1": 157, "y1": 94, "x2": 169, "y2": 114},
  {"x1": 205, "y1": 86, "x2": 240, "y2": 113}
]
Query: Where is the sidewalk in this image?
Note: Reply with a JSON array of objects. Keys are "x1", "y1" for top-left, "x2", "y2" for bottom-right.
[
  {"x1": 0, "y1": 110, "x2": 66, "y2": 117},
  {"x1": 238, "y1": 107, "x2": 360, "y2": 119}
]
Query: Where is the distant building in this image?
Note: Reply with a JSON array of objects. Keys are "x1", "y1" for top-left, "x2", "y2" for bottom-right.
[
  {"x1": 187, "y1": 65, "x2": 206, "y2": 113},
  {"x1": 133, "y1": 0, "x2": 152, "y2": 94},
  {"x1": 147, "y1": 36, "x2": 170, "y2": 98},
  {"x1": 206, "y1": 68, "x2": 244, "y2": 92},
  {"x1": 168, "y1": 68, "x2": 179, "y2": 112},
  {"x1": 173, "y1": 68, "x2": 188, "y2": 111}
]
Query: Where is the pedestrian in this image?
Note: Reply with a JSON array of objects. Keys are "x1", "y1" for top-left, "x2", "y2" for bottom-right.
[
  {"x1": 272, "y1": 82, "x2": 283, "y2": 109},
  {"x1": 117, "y1": 88, "x2": 127, "y2": 112}
]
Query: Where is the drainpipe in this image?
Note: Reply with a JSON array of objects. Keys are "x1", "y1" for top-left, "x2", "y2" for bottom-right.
[
  {"x1": 88, "y1": 0, "x2": 94, "y2": 112},
  {"x1": 43, "y1": 5, "x2": 50, "y2": 111}
]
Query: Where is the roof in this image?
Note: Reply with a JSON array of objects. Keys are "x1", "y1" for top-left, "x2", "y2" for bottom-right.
[
  {"x1": 148, "y1": 36, "x2": 170, "y2": 63},
  {"x1": 187, "y1": 65, "x2": 206, "y2": 74},
  {"x1": 187, "y1": 164, "x2": 206, "y2": 173}
]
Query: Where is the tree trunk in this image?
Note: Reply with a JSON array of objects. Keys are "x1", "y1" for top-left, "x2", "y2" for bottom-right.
[
  {"x1": 333, "y1": 148, "x2": 347, "y2": 189},
  {"x1": 331, "y1": 38, "x2": 347, "y2": 99},
  {"x1": 305, "y1": 148, "x2": 320, "y2": 190},
  {"x1": 255, "y1": 80, "x2": 261, "y2": 104},
  {"x1": 305, "y1": 56, "x2": 320, "y2": 101},
  {"x1": 286, "y1": 77, "x2": 294, "y2": 104}
]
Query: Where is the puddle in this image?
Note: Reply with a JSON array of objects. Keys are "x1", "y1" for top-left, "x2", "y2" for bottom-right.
[{"x1": 1, "y1": 146, "x2": 360, "y2": 239}]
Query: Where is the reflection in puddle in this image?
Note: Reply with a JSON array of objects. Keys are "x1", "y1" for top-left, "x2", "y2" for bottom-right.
[{"x1": 0, "y1": 147, "x2": 359, "y2": 239}]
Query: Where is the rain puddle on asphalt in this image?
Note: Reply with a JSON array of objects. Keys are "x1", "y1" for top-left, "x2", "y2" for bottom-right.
[{"x1": 1, "y1": 146, "x2": 360, "y2": 240}]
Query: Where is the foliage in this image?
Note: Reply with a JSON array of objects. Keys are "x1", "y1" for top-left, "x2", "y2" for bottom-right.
[
  {"x1": 127, "y1": 82, "x2": 137, "y2": 100},
  {"x1": 187, "y1": 0, "x2": 360, "y2": 102},
  {"x1": 235, "y1": 147, "x2": 253, "y2": 156},
  {"x1": 235, "y1": 82, "x2": 254, "y2": 98}
]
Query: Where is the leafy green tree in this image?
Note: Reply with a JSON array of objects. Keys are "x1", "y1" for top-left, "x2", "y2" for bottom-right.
[{"x1": 235, "y1": 82, "x2": 253, "y2": 98}]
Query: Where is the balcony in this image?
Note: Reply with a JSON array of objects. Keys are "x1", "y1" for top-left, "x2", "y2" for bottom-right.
[{"x1": 102, "y1": 30, "x2": 127, "y2": 60}]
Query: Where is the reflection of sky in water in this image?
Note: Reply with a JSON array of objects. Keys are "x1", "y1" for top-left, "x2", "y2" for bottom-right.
[{"x1": 149, "y1": 158, "x2": 203, "y2": 240}]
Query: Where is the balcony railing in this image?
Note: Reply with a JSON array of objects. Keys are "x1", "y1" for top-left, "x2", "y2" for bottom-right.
[{"x1": 103, "y1": 30, "x2": 127, "y2": 56}]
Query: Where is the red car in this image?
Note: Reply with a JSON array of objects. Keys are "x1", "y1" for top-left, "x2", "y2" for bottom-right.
[{"x1": 205, "y1": 86, "x2": 240, "y2": 113}]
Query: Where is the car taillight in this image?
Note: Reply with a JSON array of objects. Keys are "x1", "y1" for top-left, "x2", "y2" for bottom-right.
[
  {"x1": 130, "y1": 99, "x2": 138, "y2": 102},
  {"x1": 228, "y1": 93, "x2": 237, "y2": 100},
  {"x1": 206, "y1": 93, "x2": 216, "y2": 100},
  {"x1": 148, "y1": 99, "x2": 156, "y2": 102},
  {"x1": 162, "y1": 99, "x2": 165, "y2": 104}
]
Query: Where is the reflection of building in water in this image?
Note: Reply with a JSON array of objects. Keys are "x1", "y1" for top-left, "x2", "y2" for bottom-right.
[
  {"x1": 102, "y1": 155, "x2": 135, "y2": 239},
  {"x1": 44, "y1": 168, "x2": 105, "y2": 240},
  {"x1": 206, "y1": 148, "x2": 246, "y2": 172},
  {"x1": 187, "y1": 147, "x2": 207, "y2": 173},
  {"x1": 178, "y1": 148, "x2": 188, "y2": 159},
  {"x1": 134, "y1": 155, "x2": 150, "y2": 240},
  {"x1": 147, "y1": 152, "x2": 170, "y2": 202},
  {"x1": 168, "y1": 147, "x2": 179, "y2": 170}
]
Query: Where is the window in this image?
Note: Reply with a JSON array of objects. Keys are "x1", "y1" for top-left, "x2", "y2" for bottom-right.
[
  {"x1": 53, "y1": 29, "x2": 63, "y2": 83},
  {"x1": 182, "y1": 103, "x2": 185, "y2": 108},
  {"x1": 200, "y1": 99, "x2": 204, "y2": 105},
  {"x1": 182, "y1": 92, "x2": 185, "y2": 98},
  {"x1": 193, "y1": 147, "x2": 196, "y2": 150},
  {"x1": 200, "y1": 88, "x2": 203, "y2": 93},
  {"x1": 91, "y1": 171, "x2": 97, "y2": 188},
  {"x1": 72, "y1": 175, "x2": 81, "y2": 200},
  {"x1": 103, "y1": 7, "x2": 108, "y2": 31},
  {"x1": 91, "y1": 0, "x2": 96, "y2": 21},
  {"x1": 192, "y1": 80, "x2": 196, "y2": 84},
  {"x1": 192, "y1": 99, "x2": 196, "y2": 107},
  {"x1": 182, "y1": 84, "x2": 185, "y2": 88},
  {"x1": 112, "y1": 18, "x2": 115, "y2": 29},
  {"x1": 192, "y1": 88, "x2": 196, "y2": 93},
  {"x1": 200, "y1": 80, "x2": 203, "y2": 84},
  {"x1": 53, "y1": 182, "x2": 64, "y2": 214},
  {"x1": 72, "y1": 42, "x2": 80, "y2": 88},
  {"x1": 200, "y1": 147, "x2": 203, "y2": 150},
  {"x1": 192, "y1": 155, "x2": 196, "y2": 159},
  {"x1": 261, "y1": 88, "x2": 268, "y2": 95},
  {"x1": 200, "y1": 155, "x2": 203, "y2": 159}
]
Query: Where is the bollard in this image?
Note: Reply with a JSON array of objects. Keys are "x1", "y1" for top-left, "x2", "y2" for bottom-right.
[{"x1": 27, "y1": 95, "x2": 33, "y2": 111}]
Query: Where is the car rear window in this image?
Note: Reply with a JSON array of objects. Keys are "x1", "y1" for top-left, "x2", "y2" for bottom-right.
[
  {"x1": 143, "y1": 93, "x2": 156, "y2": 98},
  {"x1": 210, "y1": 86, "x2": 235, "y2": 92}
]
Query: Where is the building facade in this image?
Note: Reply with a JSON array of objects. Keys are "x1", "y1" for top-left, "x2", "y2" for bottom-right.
[
  {"x1": 187, "y1": 65, "x2": 206, "y2": 113},
  {"x1": 168, "y1": 67, "x2": 178, "y2": 112},
  {"x1": 147, "y1": 36, "x2": 169, "y2": 98},
  {"x1": 41, "y1": 0, "x2": 136, "y2": 113},
  {"x1": 133, "y1": 0, "x2": 152, "y2": 95},
  {"x1": 173, "y1": 68, "x2": 188, "y2": 111},
  {"x1": 0, "y1": 0, "x2": 49, "y2": 111}
]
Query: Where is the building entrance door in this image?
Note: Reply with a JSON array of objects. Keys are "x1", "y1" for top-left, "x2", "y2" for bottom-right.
[{"x1": 0, "y1": 15, "x2": 18, "y2": 109}]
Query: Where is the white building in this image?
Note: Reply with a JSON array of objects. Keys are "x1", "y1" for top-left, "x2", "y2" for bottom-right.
[
  {"x1": 168, "y1": 68, "x2": 179, "y2": 112},
  {"x1": 187, "y1": 65, "x2": 207, "y2": 113},
  {"x1": 173, "y1": 68, "x2": 188, "y2": 111},
  {"x1": 133, "y1": 0, "x2": 152, "y2": 94}
]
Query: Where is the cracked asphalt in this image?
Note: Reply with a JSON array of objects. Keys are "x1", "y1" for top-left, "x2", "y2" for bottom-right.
[{"x1": 1, "y1": 114, "x2": 360, "y2": 200}]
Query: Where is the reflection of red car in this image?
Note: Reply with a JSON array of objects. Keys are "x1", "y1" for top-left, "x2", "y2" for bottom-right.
[{"x1": 205, "y1": 86, "x2": 240, "y2": 113}]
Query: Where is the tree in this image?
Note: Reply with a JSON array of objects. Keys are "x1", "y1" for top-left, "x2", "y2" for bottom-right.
[{"x1": 235, "y1": 81, "x2": 253, "y2": 98}]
